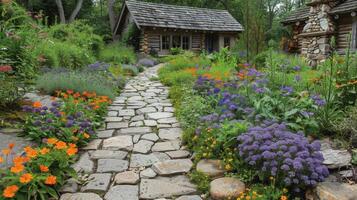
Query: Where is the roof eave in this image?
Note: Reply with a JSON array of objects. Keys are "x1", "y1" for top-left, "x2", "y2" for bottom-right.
[{"x1": 113, "y1": 1, "x2": 141, "y2": 36}]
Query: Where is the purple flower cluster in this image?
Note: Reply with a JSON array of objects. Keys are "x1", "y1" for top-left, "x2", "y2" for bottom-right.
[
  {"x1": 193, "y1": 76, "x2": 221, "y2": 96},
  {"x1": 280, "y1": 86, "x2": 294, "y2": 96},
  {"x1": 237, "y1": 122, "x2": 329, "y2": 190},
  {"x1": 87, "y1": 62, "x2": 110, "y2": 71},
  {"x1": 310, "y1": 94, "x2": 326, "y2": 107}
]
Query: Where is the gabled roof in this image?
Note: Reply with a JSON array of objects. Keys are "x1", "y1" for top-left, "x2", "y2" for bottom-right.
[
  {"x1": 330, "y1": 0, "x2": 357, "y2": 14},
  {"x1": 115, "y1": 0, "x2": 243, "y2": 33},
  {"x1": 281, "y1": 6, "x2": 310, "y2": 24}
]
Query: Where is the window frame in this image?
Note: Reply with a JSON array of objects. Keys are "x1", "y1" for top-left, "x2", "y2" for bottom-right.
[
  {"x1": 224, "y1": 36, "x2": 231, "y2": 48},
  {"x1": 182, "y1": 35, "x2": 191, "y2": 50},
  {"x1": 161, "y1": 35, "x2": 171, "y2": 50},
  {"x1": 172, "y1": 35, "x2": 182, "y2": 48}
]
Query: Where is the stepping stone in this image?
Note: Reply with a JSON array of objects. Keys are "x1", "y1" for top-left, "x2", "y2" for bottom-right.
[
  {"x1": 130, "y1": 153, "x2": 169, "y2": 168},
  {"x1": 148, "y1": 112, "x2": 174, "y2": 120},
  {"x1": 97, "y1": 159, "x2": 129, "y2": 173},
  {"x1": 141, "y1": 133, "x2": 159, "y2": 142},
  {"x1": 60, "y1": 193, "x2": 103, "y2": 200},
  {"x1": 107, "y1": 111, "x2": 118, "y2": 117},
  {"x1": 140, "y1": 179, "x2": 196, "y2": 199},
  {"x1": 115, "y1": 171, "x2": 140, "y2": 185},
  {"x1": 81, "y1": 173, "x2": 111, "y2": 193},
  {"x1": 97, "y1": 130, "x2": 114, "y2": 138},
  {"x1": 61, "y1": 178, "x2": 78, "y2": 193},
  {"x1": 105, "y1": 117, "x2": 123, "y2": 122},
  {"x1": 89, "y1": 150, "x2": 127, "y2": 160},
  {"x1": 120, "y1": 127, "x2": 152, "y2": 135},
  {"x1": 176, "y1": 195, "x2": 202, "y2": 200},
  {"x1": 158, "y1": 118, "x2": 178, "y2": 124},
  {"x1": 140, "y1": 168, "x2": 157, "y2": 178},
  {"x1": 128, "y1": 96, "x2": 143, "y2": 101},
  {"x1": 104, "y1": 185, "x2": 139, "y2": 200},
  {"x1": 82, "y1": 139, "x2": 102, "y2": 150},
  {"x1": 210, "y1": 177, "x2": 245, "y2": 200},
  {"x1": 103, "y1": 135, "x2": 133, "y2": 151},
  {"x1": 131, "y1": 115, "x2": 145, "y2": 121},
  {"x1": 157, "y1": 124, "x2": 172, "y2": 128},
  {"x1": 133, "y1": 135, "x2": 141, "y2": 143},
  {"x1": 164, "y1": 107, "x2": 175, "y2": 112},
  {"x1": 133, "y1": 140, "x2": 154, "y2": 153},
  {"x1": 119, "y1": 109, "x2": 135, "y2": 116},
  {"x1": 108, "y1": 106, "x2": 123, "y2": 111},
  {"x1": 107, "y1": 122, "x2": 129, "y2": 129},
  {"x1": 166, "y1": 150, "x2": 190, "y2": 159},
  {"x1": 196, "y1": 160, "x2": 227, "y2": 178},
  {"x1": 158, "y1": 128, "x2": 182, "y2": 140},
  {"x1": 152, "y1": 140, "x2": 181, "y2": 152},
  {"x1": 152, "y1": 159, "x2": 193, "y2": 175},
  {"x1": 73, "y1": 152, "x2": 94, "y2": 173},
  {"x1": 130, "y1": 121, "x2": 144, "y2": 127},
  {"x1": 138, "y1": 107, "x2": 157, "y2": 114},
  {"x1": 144, "y1": 120, "x2": 157, "y2": 127}
]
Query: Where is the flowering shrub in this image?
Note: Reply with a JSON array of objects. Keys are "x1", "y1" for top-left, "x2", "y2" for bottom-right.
[
  {"x1": 0, "y1": 142, "x2": 77, "y2": 199},
  {"x1": 22, "y1": 90, "x2": 110, "y2": 145},
  {"x1": 237, "y1": 122, "x2": 329, "y2": 192}
]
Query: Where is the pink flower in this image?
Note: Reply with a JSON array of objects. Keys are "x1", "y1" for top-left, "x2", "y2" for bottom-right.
[{"x1": 0, "y1": 65, "x2": 13, "y2": 72}]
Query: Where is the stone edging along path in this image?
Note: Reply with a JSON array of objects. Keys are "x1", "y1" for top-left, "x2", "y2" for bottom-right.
[{"x1": 60, "y1": 64, "x2": 202, "y2": 200}]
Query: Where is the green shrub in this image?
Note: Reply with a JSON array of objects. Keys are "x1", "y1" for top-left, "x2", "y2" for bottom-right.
[
  {"x1": 160, "y1": 71, "x2": 195, "y2": 86},
  {"x1": 35, "y1": 71, "x2": 117, "y2": 99},
  {"x1": 188, "y1": 171, "x2": 211, "y2": 193},
  {"x1": 34, "y1": 40, "x2": 95, "y2": 69},
  {"x1": 0, "y1": 76, "x2": 25, "y2": 108},
  {"x1": 99, "y1": 42, "x2": 136, "y2": 64},
  {"x1": 121, "y1": 64, "x2": 139, "y2": 76}
]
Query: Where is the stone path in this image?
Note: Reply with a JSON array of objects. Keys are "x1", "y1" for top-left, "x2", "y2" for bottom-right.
[{"x1": 60, "y1": 64, "x2": 201, "y2": 200}]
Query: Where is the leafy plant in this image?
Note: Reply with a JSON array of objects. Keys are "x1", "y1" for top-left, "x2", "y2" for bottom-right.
[{"x1": 188, "y1": 171, "x2": 211, "y2": 193}]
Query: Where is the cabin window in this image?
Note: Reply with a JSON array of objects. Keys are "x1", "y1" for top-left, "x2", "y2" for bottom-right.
[
  {"x1": 161, "y1": 35, "x2": 170, "y2": 50},
  {"x1": 224, "y1": 37, "x2": 231, "y2": 48},
  {"x1": 172, "y1": 35, "x2": 181, "y2": 48},
  {"x1": 182, "y1": 36, "x2": 190, "y2": 50}
]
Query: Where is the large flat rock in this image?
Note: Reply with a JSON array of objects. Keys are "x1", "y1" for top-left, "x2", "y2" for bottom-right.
[
  {"x1": 152, "y1": 140, "x2": 181, "y2": 152},
  {"x1": 148, "y1": 112, "x2": 174, "y2": 120},
  {"x1": 140, "y1": 178, "x2": 197, "y2": 199},
  {"x1": 210, "y1": 177, "x2": 245, "y2": 200},
  {"x1": 130, "y1": 153, "x2": 169, "y2": 168},
  {"x1": 152, "y1": 159, "x2": 193, "y2": 175},
  {"x1": 104, "y1": 185, "x2": 139, "y2": 200},
  {"x1": 103, "y1": 135, "x2": 133, "y2": 151},
  {"x1": 97, "y1": 159, "x2": 129, "y2": 173},
  {"x1": 60, "y1": 193, "x2": 103, "y2": 200},
  {"x1": 158, "y1": 128, "x2": 182, "y2": 140},
  {"x1": 81, "y1": 173, "x2": 111, "y2": 193},
  {"x1": 306, "y1": 182, "x2": 357, "y2": 200},
  {"x1": 196, "y1": 159, "x2": 227, "y2": 178}
]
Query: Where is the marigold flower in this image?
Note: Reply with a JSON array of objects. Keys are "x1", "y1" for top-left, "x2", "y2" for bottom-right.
[
  {"x1": 66, "y1": 147, "x2": 78, "y2": 156},
  {"x1": 13, "y1": 156, "x2": 26, "y2": 164},
  {"x1": 47, "y1": 138, "x2": 58, "y2": 145},
  {"x1": 83, "y1": 133, "x2": 90, "y2": 139},
  {"x1": 40, "y1": 147, "x2": 50, "y2": 155},
  {"x1": 66, "y1": 89, "x2": 74, "y2": 94},
  {"x1": 73, "y1": 92, "x2": 81, "y2": 98},
  {"x1": 20, "y1": 173, "x2": 33, "y2": 184},
  {"x1": 3, "y1": 185, "x2": 19, "y2": 198},
  {"x1": 24, "y1": 147, "x2": 37, "y2": 158},
  {"x1": 280, "y1": 195, "x2": 288, "y2": 200},
  {"x1": 39, "y1": 165, "x2": 49, "y2": 172},
  {"x1": 45, "y1": 175, "x2": 57, "y2": 185},
  {"x1": 2, "y1": 148, "x2": 11, "y2": 155},
  {"x1": 10, "y1": 164, "x2": 24, "y2": 173},
  {"x1": 69, "y1": 143, "x2": 77, "y2": 148},
  {"x1": 0, "y1": 156, "x2": 3, "y2": 163},
  {"x1": 33, "y1": 101, "x2": 42, "y2": 108},
  {"x1": 8, "y1": 143, "x2": 15, "y2": 149},
  {"x1": 55, "y1": 141, "x2": 67, "y2": 149}
]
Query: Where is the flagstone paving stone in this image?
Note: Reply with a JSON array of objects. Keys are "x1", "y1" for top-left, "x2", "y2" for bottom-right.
[{"x1": 61, "y1": 64, "x2": 198, "y2": 199}]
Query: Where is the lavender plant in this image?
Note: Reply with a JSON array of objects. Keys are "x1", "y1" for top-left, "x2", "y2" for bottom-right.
[{"x1": 237, "y1": 121, "x2": 329, "y2": 192}]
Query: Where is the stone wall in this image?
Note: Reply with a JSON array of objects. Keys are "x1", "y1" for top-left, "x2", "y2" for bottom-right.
[{"x1": 300, "y1": 0, "x2": 338, "y2": 66}]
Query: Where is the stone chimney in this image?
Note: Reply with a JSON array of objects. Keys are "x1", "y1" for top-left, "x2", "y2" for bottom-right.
[{"x1": 300, "y1": 0, "x2": 339, "y2": 66}]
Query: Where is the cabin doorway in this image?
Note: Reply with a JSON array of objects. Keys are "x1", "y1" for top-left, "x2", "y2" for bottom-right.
[{"x1": 205, "y1": 33, "x2": 219, "y2": 53}]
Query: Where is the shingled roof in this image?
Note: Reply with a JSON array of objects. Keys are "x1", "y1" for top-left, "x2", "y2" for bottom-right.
[
  {"x1": 281, "y1": 6, "x2": 310, "y2": 24},
  {"x1": 330, "y1": 0, "x2": 357, "y2": 14},
  {"x1": 117, "y1": 0, "x2": 243, "y2": 32}
]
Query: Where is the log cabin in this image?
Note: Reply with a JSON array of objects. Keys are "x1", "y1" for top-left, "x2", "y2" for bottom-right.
[
  {"x1": 113, "y1": 0, "x2": 244, "y2": 56},
  {"x1": 282, "y1": 0, "x2": 357, "y2": 66}
]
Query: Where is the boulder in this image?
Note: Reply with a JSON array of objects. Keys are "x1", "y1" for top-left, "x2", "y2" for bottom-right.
[
  {"x1": 210, "y1": 177, "x2": 245, "y2": 200},
  {"x1": 196, "y1": 160, "x2": 226, "y2": 178},
  {"x1": 306, "y1": 182, "x2": 357, "y2": 200}
]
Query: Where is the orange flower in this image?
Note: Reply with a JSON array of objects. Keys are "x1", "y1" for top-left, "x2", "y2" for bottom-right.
[
  {"x1": 10, "y1": 164, "x2": 24, "y2": 173},
  {"x1": 20, "y1": 173, "x2": 33, "y2": 184},
  {"x1": 83, "y1": 133, "x2": 90, "y2": 139},
  {"x1": 280, "y1": 195, "x2": 288, "y2": 200},
  {"x1": 45, "y1": 175, "x2": 57, "y2": 185},
  {"x1": 68, "y1": 143, "x2": 77, "y2": 148},
  {"x1": 2, "y1": 148, "x2": 11, "y2": 155},
  {"x1": 3, "y1": 185, "x2": 19, "y2": 198},
  {"x1": 40, "y1": 147, "x2": 50, "y2": 155},
  {"x1": 13, "y1": 156, "x2": 28, "y2": 165},
  {"x1": 66, "y1": 89, "x2": 74, "y2": 95},
  {"x1": 73, "y1": 92, "x2": 81, "y2": 98},
  {"x1": 66, "y1": 147, "x2": 78, "y2": 156},
  {"x1": 55, "y1": 141, "x2": 67, "y2": 149},
  {"x1": 0, "y1": 156, "x2": 3, "y2": 163},
  {"x1": 39, "y1": 165, "x2": 49, "y2": 172},
  {"x1": 47, "y1": 138, "x2": 58, "y2": 145},
  {"x1": 24, "y1": 147, "x2": 37, "y2": 158},
  {"x1": 33, "y1": 101, "x2": 42, "y2": 108},
  {"x1": 8, "y1": 143, "x2": 15, "y2": 149}
]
